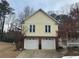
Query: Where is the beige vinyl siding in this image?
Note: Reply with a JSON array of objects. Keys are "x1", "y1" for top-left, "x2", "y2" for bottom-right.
[{"x1": 22, "y1": 11, "x2": 58, "y2": 37}]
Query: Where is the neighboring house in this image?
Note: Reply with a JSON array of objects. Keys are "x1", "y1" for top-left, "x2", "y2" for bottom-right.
[
  {"x1": 58, "y1": 19, "x2": 79, "y2": 48},
  {"x1": 22, "y1": 9, "x2": 58, "y2": 50}
]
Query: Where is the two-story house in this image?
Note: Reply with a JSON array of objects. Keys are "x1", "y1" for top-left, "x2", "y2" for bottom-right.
[{"x1": 22, "y1": 9, "x2": 58, "y2": 50}]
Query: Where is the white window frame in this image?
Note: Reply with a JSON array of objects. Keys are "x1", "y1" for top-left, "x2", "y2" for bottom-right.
[
  {"x1": 45, "y1": 25, "x2": 51, "y2": 32},
  {"x1": 29, "y1": 25, "x2": 35, "y2": 32}
]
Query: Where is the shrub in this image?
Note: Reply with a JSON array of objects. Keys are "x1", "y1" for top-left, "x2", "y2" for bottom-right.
[{"x1": 2, "y1": 30, "x2": 24, "y2": 43}]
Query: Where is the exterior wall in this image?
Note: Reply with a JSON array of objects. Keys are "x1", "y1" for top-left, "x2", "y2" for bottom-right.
[
  {"x1": 60, "y1": 38, "x2": 79, "y2": 48},
  {"x1": 56, "y1": 38, "x2": 67, "y2": 48},
  {"x1": 22, "y1": 11, "x2": 58, "y2": 37},
  {"x1": 58, "y1": 38, "x2": 63, "y2": 47},
  {"x1": 67, "y1": 43, "x2": 79, "y2": 47},
  {"x1": 67, "y1": 39, "x2": 79, "y2": 47}
]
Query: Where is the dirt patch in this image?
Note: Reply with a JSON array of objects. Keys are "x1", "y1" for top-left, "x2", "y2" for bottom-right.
[
  {"x1": 64, "y1": 48, "x2": 79, "y2": 56},
  {"x1": 0, "y1": 42, "x2": 21, "y2": 58},
  {"x1": 65, "y1": 50, "x2": 79, "y2": 56}
]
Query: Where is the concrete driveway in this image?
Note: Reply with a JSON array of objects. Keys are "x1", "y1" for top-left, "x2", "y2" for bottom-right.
[{"x1": 17, "y1": 50, "x2": 66, "y2": 58}]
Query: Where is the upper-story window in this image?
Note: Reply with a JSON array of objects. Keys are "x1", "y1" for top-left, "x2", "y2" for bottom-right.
[
  {"x1": 30, "y1": 25, "x2": 35, "y2": 32},
  {"x1": 45, "y1": 25, "x2": 51, "y2": 32}
]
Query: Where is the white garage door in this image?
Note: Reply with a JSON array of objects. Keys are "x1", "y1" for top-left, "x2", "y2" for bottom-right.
[
  {"x1": 42, "y1": 39, "x2": 56, "y2": 49},
  {"x1": 24, "y1": 39, "x2": 39, "y2": 49}
]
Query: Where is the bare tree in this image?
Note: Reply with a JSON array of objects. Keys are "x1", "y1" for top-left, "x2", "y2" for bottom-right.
[
  {"x1": 58, "y1": 3, "x2": 79, "y2": 41},
  {"x1": 19, "y1": 6, "x2": 34, "y2": 24},
  {"x1": 70, "y1": 3, "x2": 79, "y2": 20},
  {"x1": 4, "y1": 13, "x2": 16, "y2": 32}
]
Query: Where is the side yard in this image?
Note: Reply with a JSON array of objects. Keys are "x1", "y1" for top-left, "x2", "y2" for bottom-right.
[{"x1": 0, "y1": 42, "x2": 21, "y2": 58}]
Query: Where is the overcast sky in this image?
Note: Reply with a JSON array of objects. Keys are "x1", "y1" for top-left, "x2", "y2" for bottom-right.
[
  {"x1": 4, "y1": 0, "x2": 79, "y2": 32},
  {"x1": 7, "y1": 0, "x2": 79, "y2": 15}
]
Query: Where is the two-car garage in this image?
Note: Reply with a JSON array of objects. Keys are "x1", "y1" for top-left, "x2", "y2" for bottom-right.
[{"x1": 24, "y1": 38, "x2": 56, "y2": 50}]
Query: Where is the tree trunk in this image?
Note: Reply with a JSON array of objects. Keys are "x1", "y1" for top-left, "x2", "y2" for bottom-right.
[{"x1": 1, "y1": 16, "x2": 5, "y2": 40}]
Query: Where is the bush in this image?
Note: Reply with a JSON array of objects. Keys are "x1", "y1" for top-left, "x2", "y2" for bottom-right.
[
  {"x1": 1, "y1": 30, "x2": 25, "y2": 50},
  {"x1": 2, "y1": 30, "x2": 23, "y2": 43},
  {"x1": 58, "y1": 47, "x2": 64, "y2": 49}
]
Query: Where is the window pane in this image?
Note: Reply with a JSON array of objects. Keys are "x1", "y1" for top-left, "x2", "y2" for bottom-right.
[
  {"x1": 33, "y1": 25, "x2": 35, "y2": 32},
  {"x1": 45, "y1": 25, "x2": 47, "y2": 32},
  {"x1": 48, "y1": 25, "x2": 51, "y2": 32},
  {"x1": 45, "y1": 25, "x2": 51, "y2": 32},
  {"x1": 30, "y1": 25, "x2": 32, "y2": 32}
]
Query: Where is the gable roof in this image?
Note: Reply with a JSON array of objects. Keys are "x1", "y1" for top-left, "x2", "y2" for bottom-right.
[{"x1": 23, "y1": 9, "x2": 58, "y2": 24}]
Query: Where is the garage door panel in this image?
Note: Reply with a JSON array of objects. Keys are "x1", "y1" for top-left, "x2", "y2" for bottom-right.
[
  {"x1": 24, "y1": 39, "x2": 38, "y2": 49},
  {"x1": 42, "y1": 39, "x2": 56, "y2": 49}
]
